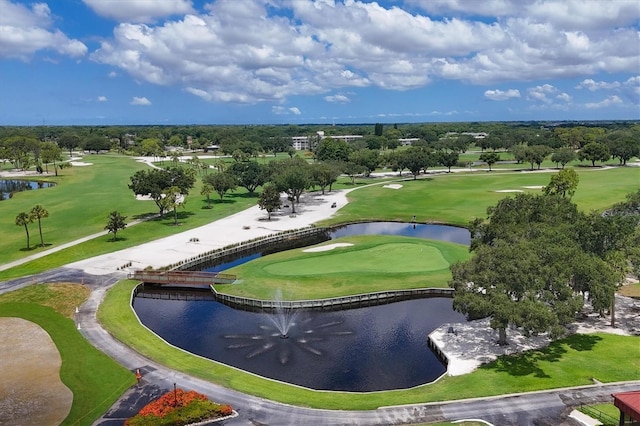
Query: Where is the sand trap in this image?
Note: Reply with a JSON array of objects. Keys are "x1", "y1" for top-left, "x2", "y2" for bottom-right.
[
  {"x1": 494, "y1": 189, "x2": 523, "y2": 193},
  {"x1": 0, "y1": 317, "x2": 73, "y2": 426},
  {"x1": 303, "y1": 243, "x2": 353, "y2": 252},
  {"x1": 69, "y1": 161, "x2": 93, "y2": 166},
  {"x1": 522, "y1": 185, "x2": 544, "y2": 189},
  {"x1": 383, "y1": 184, "x2": 403, "y2": 190},
  {"x1": 136, "y1": 193, "x2": 184, "y2": 203}
]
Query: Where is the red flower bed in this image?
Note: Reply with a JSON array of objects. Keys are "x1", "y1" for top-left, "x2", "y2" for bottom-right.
[
  {"x1": 125, "y1": 388, "x2": 233, "y2": 426},
  {"x1": 137, "y1": 389, "x2": 206, "y2": 418}
]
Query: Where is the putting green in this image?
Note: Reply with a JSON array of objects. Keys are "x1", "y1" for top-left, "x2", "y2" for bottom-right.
[
  {"x1": 221, "y1": 235, "x2": 470, "y2": 299},
  {"x1": 264, "y1": 243, "x2": 449, "y2": 275}
]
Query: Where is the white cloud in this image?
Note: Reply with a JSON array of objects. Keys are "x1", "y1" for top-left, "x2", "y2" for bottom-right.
[
  {"x1": 89, "y1": 0, "x2": 640, "y2": 105},
  {"x1": 272, "y1": 105, "x2": 301, "y2": 115},
  {"x1": 576, "y1": 78, "x2": 621, "y2": 91},
  {"x1": 484, "y1": 89, "x2": 520, "y2": 101},
  {"x1": 0, "y1": 0, "x2": 87, "y2": 60},
  {"x1": 584, "y1": 95, "x2": 623, "y2": 109},
  {"x1": 108, "y1": 71, "x2": 118, "y2": 78},
  {"x1": 97, "y1": 96, "x2": 108, "y2": 102},
  {"x1": 82, "y1": 0, "x2": 194, "y2": 23},
  {"x1": 131, "y1": 96, "x2": 151, "y2": 106},
  {"x1": 325, "y1": 94, "x2": 351, "y2": 103},
  {"x1": 527, "y1": 84, "x2": 559, "y2": 103}
]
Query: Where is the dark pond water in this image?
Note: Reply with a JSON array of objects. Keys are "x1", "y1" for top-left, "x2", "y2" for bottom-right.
[
  {"x1": 134, "y1": 222, "x2": 471, "y2": 392},
  {"x1": 134, "y1": 295, "x2": 465, "y2": 392},
  {"x1": 0, "y1": 179, "x2": 55, "y2": 200}
]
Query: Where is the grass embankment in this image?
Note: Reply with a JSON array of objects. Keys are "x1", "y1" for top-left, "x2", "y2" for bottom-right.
[
  {"x1": 322, "y1": 166, "x2": 640, "y2": 226},
  {"x1": 217, "y1": 235, "x2": 469, "y2": 299},
  {"x1": 0, "y1": 284, "x2": 135, "y2": 426},
  {"x1": 100, "y1": 279, "x2": 640, "y2": 410}
]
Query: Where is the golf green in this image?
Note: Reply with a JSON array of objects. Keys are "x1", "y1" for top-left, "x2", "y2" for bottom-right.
[
  {"x1": 220, "y1": 235, "x2": 470, "y2": 299},
  {"x1": 264, "y1": 243, "x2": 449, "y2": 275}
]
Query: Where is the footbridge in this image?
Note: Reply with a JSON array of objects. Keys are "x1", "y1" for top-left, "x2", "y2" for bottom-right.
[{"x1": 127, "y1": 270, "x2": 236, "y2": 286}]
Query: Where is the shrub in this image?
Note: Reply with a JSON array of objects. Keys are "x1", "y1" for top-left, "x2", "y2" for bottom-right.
[{"x1": 125, "y1": 388, "x2": 233, "y2": 426}]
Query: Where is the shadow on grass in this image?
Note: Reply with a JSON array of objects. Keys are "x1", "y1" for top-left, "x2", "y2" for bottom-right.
[
  {"x1": 483, "y1": 342, "x2": 568, "y2": 378},
  {"x1": 563, "y1": 333, "x2": 602, "y2": 352},
  {"x1": 483, "y1": 334, "x2": 603, "y2": 379},
  {"x1": 228, "y1": 192, "x2": 259, "y2": 199}
]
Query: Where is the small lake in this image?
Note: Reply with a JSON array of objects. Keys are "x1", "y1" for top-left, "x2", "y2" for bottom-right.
[
  {"x1": 134, "y1": 222, "x2": 471, "y2": 392},
  {"x1": 0, "y1": 179, "x2": 55, "y2": 200}
]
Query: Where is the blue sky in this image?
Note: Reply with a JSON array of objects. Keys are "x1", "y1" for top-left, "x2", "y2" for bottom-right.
[{"x1": 0, "y1": 0, "x2": 638, "y2": 125}]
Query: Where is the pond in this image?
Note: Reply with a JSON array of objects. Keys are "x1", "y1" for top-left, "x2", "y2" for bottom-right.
[
  {"x1": 133, "y1": 222, "x2": 471, "y2": 392},
  {"x1": 0, "y1": 179, "x2": 55, "y2": 201}
]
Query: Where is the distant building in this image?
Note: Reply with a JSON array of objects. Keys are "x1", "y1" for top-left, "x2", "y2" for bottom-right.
[
  {"x1": 398, "y1": 138, "x2": 420, "y2": 146},
  {"x1": 292, "y1": 131, "x2": 364, "y2": 150},
  {"x1": 444, "y1": 132, "x2": 488, "y2": 139}
]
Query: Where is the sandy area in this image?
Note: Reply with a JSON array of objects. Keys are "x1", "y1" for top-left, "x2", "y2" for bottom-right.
[
  {"x1": 522, "y1": 185, "x2": 544, "y2": 189},
  {"x1": 303, "y1": 242, "x2": 354, "y2": 252},
  {"x1": 430, "y1": 294, "x2": 640, "y2": 376},
  {"x1": 494, "y1": 189, "x2": 524, "y2": 193},
  {"x1": 67, "y1": 189, "x2": 351, "y2": 275},
  {"x1": 0, "y1": 318, "x2": 73, "y2": 426},
  {"x1": 383, "y1": 184, "x2": 403, "y2": 189}
]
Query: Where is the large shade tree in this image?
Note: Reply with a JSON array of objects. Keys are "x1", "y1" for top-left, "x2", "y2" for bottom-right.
[
  {"x1": 452, "y1": 193, "x2": 624, "y2": 345},
  {"x1": 257, "y1": 183, "x2": 282, "y2": 220},
  {"x1": 129, "y1": 167, "x2": 196, "y2": 216}
]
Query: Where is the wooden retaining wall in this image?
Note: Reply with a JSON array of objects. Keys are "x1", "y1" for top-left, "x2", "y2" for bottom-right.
[
  {"x1": 210, "y1": 286, "x2": 453, "y2": 312},
  {"x1": 173, "y1": 226, "x2": 329, "y2": 271}
]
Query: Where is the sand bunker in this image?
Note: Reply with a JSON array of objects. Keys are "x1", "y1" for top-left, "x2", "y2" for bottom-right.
[
  {"x1": 69, "y1": 161, "x2": 93, "y2": 166},
  {"x1": 0, "y1": 317, "x2": 73, "y2": 426},
  {"x1": 303, "y1": 243, "x2": 354, "y2": 252},
  {"x1": 522, "y1": 185, "x2": 544, "y2": 189},
  {"x1": 494, "y1": 189, "x2": 524, "y2": 193},
  {"x1": 383, "y1": 184, "x2": 403, "y2": 190}
]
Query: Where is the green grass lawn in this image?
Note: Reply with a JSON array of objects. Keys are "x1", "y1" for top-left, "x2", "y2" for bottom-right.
[
  {"x1": 0, "y1": 155, "x2": 259, "y2": 280},
  {"x1": 217, "y1": 235, "x2": 469, "y2": 299},
  {"x1": 0, "y1": 284, "x2": 136, "y2": 426},
  {"x1": 321, "y1": 166, "x2": 640, "y2": 226},
  {"x1": 99, "y1": 279, "x2": 640, "y2": 410}
]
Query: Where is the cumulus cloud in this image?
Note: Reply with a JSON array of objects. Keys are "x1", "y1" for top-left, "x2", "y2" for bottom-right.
[
  {"x1": 108, "y1": 71, "x2": 118, "y2": 78},
  {"x1": 272, "y1": 105, "x2": 301, "y2": 115},
  {"x1": 97, "y1": 96, "x2": 108, "y2": 102},
  {"x1": 576, "y1": 78, "x2": 621, "y2": 91},
  {"x1": 131, "y1": 96, "x2": 151, "y2": 106},
  {"x1": 82, "y1": 0, "x2": 194, "y2": 23},
  {"x1": 0, "y1": 0, "x2": 87, "y2": 60},
  {"x1": 89, "y1": 0, "x2": 640, "y2": 105},
  {"x1": 484, "y1": 89, "x2": 520, "y2": 101},
  {"x1": 585, "y1": 95, "x2": 623, "y2": 109},
  {"x1": 325, "y1": 94, "x2": 352, "y2": 103}
]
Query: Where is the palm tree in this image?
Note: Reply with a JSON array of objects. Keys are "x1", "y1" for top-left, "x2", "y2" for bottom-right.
[
  {"x1": 200, "y1": 183, "x2": 214, "y2": 209},
  {"x1": 30, "y1": 204, "x2": 49, "y2": 247},
  {"x1": 15, "y1": 212, "x2": 33, "y2": 249}
]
